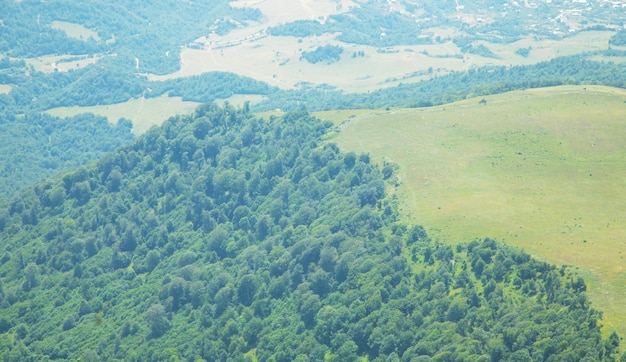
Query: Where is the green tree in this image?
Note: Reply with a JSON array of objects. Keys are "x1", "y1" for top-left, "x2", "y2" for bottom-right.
[
  {"x1": 21, "y1": 262, "x2": 39, "y2": 292},
  {"x1": 146, "y1": 250, "x2": 161, "y2": 272},
  {"x1": 237, "y1": 274, "x2": 258, "y2": 306},
  {"x1": 146, "y1": 304, "x2": 170, "y2": 338}
]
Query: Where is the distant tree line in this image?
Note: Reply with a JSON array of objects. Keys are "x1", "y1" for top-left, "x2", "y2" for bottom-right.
[
  {"x1": 609, "y1": 30, "x2": 626, "y2": 46},
  {"x1": 252, "y1": 51, "x2": 626, "y2": 111}
]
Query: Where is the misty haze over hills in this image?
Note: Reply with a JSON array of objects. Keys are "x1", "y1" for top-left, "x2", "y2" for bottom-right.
[{"x1": 0, "y1": 0, "x2": 625, "y2": 360}]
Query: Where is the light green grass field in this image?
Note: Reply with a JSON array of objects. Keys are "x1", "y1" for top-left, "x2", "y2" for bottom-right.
[
  {"x1": 320, "y1": 85, "x2": 626, "y2": 340},
  {"x1": 0, "y1": 84, "x2": 11, "y2": 94},
  {"x1": 46, "y1": 94, "x2": 266, "y2": 135},
  {"x1": 24, "y1": 54, "x2": 100, "y2": 73},
  {"x1": 46, "y1": 94, "x2": 201, "y2": 134},
  {"x1": 51, "y1": 21, "x2": 100, "y2": 41}
]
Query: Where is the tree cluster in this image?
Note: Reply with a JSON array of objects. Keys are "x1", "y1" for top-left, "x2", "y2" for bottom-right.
[{"x1": 301, "y1": 45, "x2": 344, "y2": 65}]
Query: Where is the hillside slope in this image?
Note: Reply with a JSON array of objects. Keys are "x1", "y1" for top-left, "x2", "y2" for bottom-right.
[
  {"x1": 326, "y1": 85, "x2": 626, "y2": 338},
  {"x1": 0, "y1": 104, "x2": 620, "y2": 360}
]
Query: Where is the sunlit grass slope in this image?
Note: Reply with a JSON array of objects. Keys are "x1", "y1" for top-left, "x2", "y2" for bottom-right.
[{"x1": 321, "y1": 85, "x2": 626, "y2": 339}]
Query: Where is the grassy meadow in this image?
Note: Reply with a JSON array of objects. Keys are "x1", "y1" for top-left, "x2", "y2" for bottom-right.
[
  {"x1": 51, "y1": 21, "x2": 101, "y2": 41},
  {"x1": 46, "y1": 94, "x2": 200, "y2": 134},
  {"x1": 45, "y1": 94, "x2": 265, "y2": 134},
  {"x1": 320, "y1": 85, "x2": 626, "y2": 339}
]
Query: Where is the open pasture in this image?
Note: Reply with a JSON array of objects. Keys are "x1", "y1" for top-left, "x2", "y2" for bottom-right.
[
  {"x1": 46, "y1": 94, "x2": 200, "y2": 134},
  {"x1": 322, "y1": 85, "x2": 626, "y2": 338}
]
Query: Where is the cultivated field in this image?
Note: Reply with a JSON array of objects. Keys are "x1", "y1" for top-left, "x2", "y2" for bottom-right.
[{"x1": 321, "y1": 85, "x2": 626, "y2": 339}]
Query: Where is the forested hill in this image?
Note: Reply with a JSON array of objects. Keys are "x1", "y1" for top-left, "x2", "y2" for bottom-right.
[{"x1": 0, "y1": 104, "x2": 619, "y2": 360}]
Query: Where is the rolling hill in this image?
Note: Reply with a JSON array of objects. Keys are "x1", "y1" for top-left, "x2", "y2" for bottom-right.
[{"x1": 324, "y1": 85, "x2": 626, "y2": 340}]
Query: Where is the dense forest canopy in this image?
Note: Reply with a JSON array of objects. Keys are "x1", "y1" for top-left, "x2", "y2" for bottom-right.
[
  {"x1": 0, "y1": 112, "x2": 134, "y2": 199},
  {"x1": 0, "y1": 105, "x2": 620, "y2": 360}
]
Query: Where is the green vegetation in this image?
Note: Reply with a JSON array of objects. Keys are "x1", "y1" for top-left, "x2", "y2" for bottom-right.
[
  {"x1": 609, "y1": 30, "x2": 626, "y2": 47},
  {"x1": 2, "y1": 1, "x2": 626, "y2": 359},
  {"x1": 325, "y1": 85, "x2": 626, "y2": 341},
  {"x1": 0, "y1": 104, "x2": 619, "y2": 360},
  {"x1": 0, "y1": 112, "x2": 133, "y2": 199},
  {"x1": 270, "y1": 4, "x2": 434, "y2": 47},
  {"x1": 149, "y1": 72, "x2": 276, "y2": 103},
  {"x1": 301, "y1": 45, "x2": 344, "y2": 65},
  {"x1": 515, "y1": 47, "x2": 533, "y2": 58},
  {"x1": 0, "y1": 59, "x2": 274, "y2": 115},
  {"x1": 453, "y1": 38, "x2": 499, "y2": 59},
  {"x1": 0, "y1": 0, "x2": 261, "y2": 75}
]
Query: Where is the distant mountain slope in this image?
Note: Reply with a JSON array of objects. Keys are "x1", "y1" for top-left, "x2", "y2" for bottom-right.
[
  {"x1": 0, "y1": 0, "x2": 261, "y2": 75},
  {"x1": 0, "y1": 104, "x2": 619, "y2": 360}
]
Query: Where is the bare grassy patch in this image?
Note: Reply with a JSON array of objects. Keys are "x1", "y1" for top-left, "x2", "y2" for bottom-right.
[
  {"x1": 0, "y1": 84, "x2": 12, "y2": 94},
  {"x1": 324, "y1": 85, "x2": 626, "y2": 339},
  {"x1": 486, "y1": 31, "x2": 614, "y2": 64}
]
